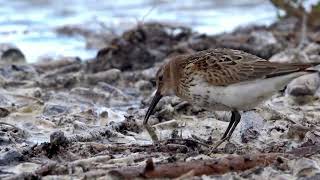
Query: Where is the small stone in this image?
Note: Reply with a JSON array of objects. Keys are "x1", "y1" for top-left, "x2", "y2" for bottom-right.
[
  {"x1": 0, "y1": 64, "x2": 38, "y2": 81},
  {"x1": 153, "y1": 96, "x2": 182, "y2": 111},
  {"x1": 241, "y1": 127, "x2": 260, "y2": 143},
  {"x1": 156, "y1": 104, "x2": 175, "y2": 121},
  {"x1": 303, "y1": 173, "x2": 320, "y2": 180},
  {"x1": 292, "y1": 158, "x2": 320, "y2": 177},
  {"x1": 304, "y1": 43, "x2": 320, "y2": 62},
  {"x1": 85, "y1": 68, "x2": 121, "y2": 84},
  {"x1": 39, "y1": 73, "x2": 79, "y2": 88},
  {"x1": 8, "y1": 162, "x2": 40, "y2": 174},
  {"x1": 34, "y1": 56, "x2": 81, "y2": 71},
  {"x1": 171, "y1": 129, "x2": 180, "y2": 139},
  {"x1": 43, "y1": 104, "x2": 69, "y2": 116},
  {"x1": 140, "y1": 66, "x2": 159, "y2": 80},
  {"x1": 240, "y1": 111, "x2": 264, "y2": 143},
  {"x1": 135, "y1": 80, "x2": 153, "y2": 91},
  {"x1": 270, "y1": 43, "x2": 320, "y2": 64},
  {"x1": 33, "y1": 88, "x2": 42, "y2": 98},
  {"x1": 0, "y1": 94, "x2": 12, "y2": 108},
  {"x1": 100, "y1": 110, "x2": 108, "y2": 118},
  {"x1": 214, "y1": 28, "x2": 281, "y2": 59},
  {"x1": 286, "y1": 73, "x2": 320, "y2": 104},
  {"x1": 269, "y1": 49, "x2": 307, "y2": 63},
  {"x1": 96, "y1": 82, "x2": 128, "y2": 99},
  {"x1": 1, "y1": 48, "x2": 25, "y2": 63},
  {"x1": 71, "y1": 87, "x2": 109, "y2": 102},
  {"x1": 0, "y1": 75, "x2": 6, "y2": 86},
  {"x1": 0, "y1": 107, "x2": 10, "y2": 118},
  {"x1": 248, "y1": 31, "x2": 277, "y2": 47},
  {"x1": 310, "y1": 32, "x2": 320, "y2": 43},
  {"x1": 224, "y1": 142, "x2": 237, "y2": 154},
  {"x1": 287, "y1": 124, "x2": 310, "y2": 140},
  {"x1": 0, "y1": 150, "x2": 24, "y2": 166},
  {"x1": 303, "y1": 131, "x2": 320, "y2": 145},
  {"x1": 50, "y1": 131, "x2": 68, "y2": 147},
  {"x1": 0, "y1": 46, "x2": 26, "y2": 64}
]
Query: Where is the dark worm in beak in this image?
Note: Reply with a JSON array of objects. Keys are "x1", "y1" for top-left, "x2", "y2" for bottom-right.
[{"x1": 143, "y1": 91, "x2": 163, "y2": 125}]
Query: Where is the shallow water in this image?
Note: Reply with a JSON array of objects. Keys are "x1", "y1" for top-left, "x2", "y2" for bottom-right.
[
  {"x1": 0, "y1": 0, "x2": 277, "y2": 63},
  {"x1": 1, "y1": 2, "x2": 320, "y2": 178}
]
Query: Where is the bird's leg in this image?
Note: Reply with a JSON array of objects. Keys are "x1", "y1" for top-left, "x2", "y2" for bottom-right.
[
  {"x1": 144, "y1": 123, "x2": 159, "y2": 143},
  {"x1": 210, "y1": 111, "x2": 241, "y2": 152},
  {"x1": 224, "y1": 110, "x2": 241, "y2": 141},
  {"x1": 220, "y1": 111, "x2": 236, "y2": 139}
]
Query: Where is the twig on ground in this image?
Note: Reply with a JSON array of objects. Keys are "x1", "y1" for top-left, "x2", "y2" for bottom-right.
[{"x1": 107, "y1": 153, "x2": 281, "y2": 179}]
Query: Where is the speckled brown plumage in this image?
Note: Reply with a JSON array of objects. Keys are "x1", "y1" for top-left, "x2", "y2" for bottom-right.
[
  {"x1": 144, "y1": 48, "x2": 320, "y2": 149},
  {"x1": 174, "y1": 48, "x2": 316, "y2": 86}
]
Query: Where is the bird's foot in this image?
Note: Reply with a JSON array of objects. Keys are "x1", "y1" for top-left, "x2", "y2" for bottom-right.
[
  {"x1": 208, "y1": 136, "x2": 230, "y2": 155},
  {"x1": 144, "y1": 124, "x2": 159, "y2": 143}
]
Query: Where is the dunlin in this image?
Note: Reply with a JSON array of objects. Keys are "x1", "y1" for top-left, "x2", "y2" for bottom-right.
[{"x1": 144, "y1": 48, "x2": 319, "y2": 149}]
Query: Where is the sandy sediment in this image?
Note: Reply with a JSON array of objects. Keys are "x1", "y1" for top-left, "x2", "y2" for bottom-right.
[{"x1": 1, "y1": 17, "x2": 320, "y2": 179}]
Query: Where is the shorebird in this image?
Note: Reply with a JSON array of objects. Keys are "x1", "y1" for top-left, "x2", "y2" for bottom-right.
[{"x1": 143, "y1": 48, "x2": 319, "y2": 149}]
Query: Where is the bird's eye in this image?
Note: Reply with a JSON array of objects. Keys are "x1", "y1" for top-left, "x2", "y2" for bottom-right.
[{"x1": 158, "y1": 75, "x2": 163, "y2": 81}]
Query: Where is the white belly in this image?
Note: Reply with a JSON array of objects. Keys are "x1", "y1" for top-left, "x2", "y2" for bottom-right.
[{"x1": 188, "y1": 72, "x2": 308, "y2": 111}]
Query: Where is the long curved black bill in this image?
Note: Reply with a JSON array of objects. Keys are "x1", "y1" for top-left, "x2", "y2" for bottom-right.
[{"x1": 143, "y1": 91, "x2": 163, "y2": 125}]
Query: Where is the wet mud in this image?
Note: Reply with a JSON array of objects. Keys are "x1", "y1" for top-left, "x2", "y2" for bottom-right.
[{"x1": 1, "y1": 17, "x2": 320, "y2": 179}]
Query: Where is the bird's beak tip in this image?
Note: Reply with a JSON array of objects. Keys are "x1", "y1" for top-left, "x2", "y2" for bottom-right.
[{"x1": 143, "y1": 91, "x2": 163, "y2": 125}]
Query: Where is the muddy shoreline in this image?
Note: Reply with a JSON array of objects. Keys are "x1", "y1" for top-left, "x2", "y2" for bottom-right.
[{"x1": 1, "y1": 17, "x2": 320, "y2": 179}]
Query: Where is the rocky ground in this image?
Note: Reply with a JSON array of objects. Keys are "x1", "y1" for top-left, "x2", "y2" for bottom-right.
[{"x1": 1, "y1": 17, "x2": 320, "y2": 179}]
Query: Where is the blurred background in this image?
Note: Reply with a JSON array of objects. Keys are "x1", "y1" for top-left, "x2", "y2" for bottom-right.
[{"x1": 0, "y1": 0, "x2": 279, "y2": 63}]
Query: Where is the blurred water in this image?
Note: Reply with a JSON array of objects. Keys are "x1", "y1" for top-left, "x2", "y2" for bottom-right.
[{"x1": 0, "y1": 0, "x2": 277, "y2": 63}]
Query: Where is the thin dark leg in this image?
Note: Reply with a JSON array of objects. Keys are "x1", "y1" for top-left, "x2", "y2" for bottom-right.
[
  {"x1": 225, "y1": 110, "x2": 241, "y2": 140},
  {"x1": 220, "y1": 111, "x2": 236, "y2": 140},
  {"x1": 210, "y1": 110, "x2": 241, "y2": 152}
]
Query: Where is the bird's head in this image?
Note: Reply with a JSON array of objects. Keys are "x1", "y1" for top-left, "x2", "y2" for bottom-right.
[{"x1": 144, "y1": 61, "x2": 175, "y2": 124}]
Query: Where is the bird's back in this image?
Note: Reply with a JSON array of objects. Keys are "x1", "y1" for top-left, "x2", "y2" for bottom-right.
[
  {"x1": 176, "y1": 48, "x2": 317, "y2": 86},
  {"x1": 170, "y1": 48, "x2": 319, "y2": 110}
]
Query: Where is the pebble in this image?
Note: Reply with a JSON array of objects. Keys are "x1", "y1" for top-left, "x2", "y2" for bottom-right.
[
  {"x1": 287, "y1": 124, "x2": 311, "y2": 140},
  {"x1": 134, "y1": 80, "x2": 153, "y2": 91},
  {"x1": 292, "y1": 158, "x2": 320, "y2": 177},
  {"x1": 43, "y1": 104, "x2": 69, "y2": 117},
  {"x1": 0, "y1": 64, "x2": 38, "y2": 81},
  {"x1": 270, "y1": 43, "x2": 320, "y2": 64},
  {"x1": 50, "y1": 131, "x2": 69, "y2": 147},
  {"x1": 304, "y1": 43, "x2": 320, "y2": 62},
  {"x1": 224, "y1": 142, "x2": 237, "y2": 154},
  {"x1": 156, "y1": 104, "x2": 175, "y2": 121},
  {"x1": 248, "y1": 31, "x2": 278, "y2": 49},
  {"x1": 286, "y1": 73, "x2": 320, "y2": 104},
  {"x1": 0, "y1": 150, "x2": 24, "y2": 166},
  {"x1": 85, "y1": 68, "x2": 121, "y2": 84},
  {"x1": 0, "y1": 107, "x2": 10, "y2": 118},
  {"x1": 71, "y1": 87, "x2": 109, "y2": 103},
  {"x1": 0, "y1": 44, "x2": 26, "y2": 64},
  {"x1": 269, "y1": 49, "x2": 308, "y2": 63},
  {"x1": 6, "y1": 162, "x2": 40, "y2": 174}
]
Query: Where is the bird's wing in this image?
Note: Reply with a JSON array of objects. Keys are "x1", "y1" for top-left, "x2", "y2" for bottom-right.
[{"x1": 184, "y1": 48, "x2": 315, "y2": 86}]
